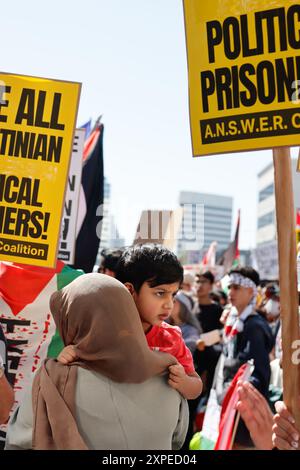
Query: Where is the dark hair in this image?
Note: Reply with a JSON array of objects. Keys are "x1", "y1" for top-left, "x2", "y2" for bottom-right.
[
  {"x1": 229, "y1": 266, "x2": 260, "y2": 286},
  {"x1": 217, "y1": 289, "x2": 228, "y2": 303},
  {"x1": 209, "y1": 290, "x2": 221, "y2": 303},
  {"x1": 196, "y1": 270, "x2": 215, "y2": 284},
  {"x1": 98, "y1": 248, "x2": 124, "y2": 273},
  {"x1": 115, "y1": 244, "x2": 183, "y2": 293},
  {"x1": 265, "y1": 282, "x2": 280, "y2": 297}
]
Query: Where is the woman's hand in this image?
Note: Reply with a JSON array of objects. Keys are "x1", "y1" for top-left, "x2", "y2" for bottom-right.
[
  {"x1": 272, "y1": 401, "x2": 300, "y2": 450},
  {"x1": 236, "y1": 380, "x2": 274, "y2": 449}
]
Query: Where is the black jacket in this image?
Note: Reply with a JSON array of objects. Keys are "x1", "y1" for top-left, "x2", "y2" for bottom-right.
[{"x1": 223, "y1": 313, "x2": 274, "y2": 399}]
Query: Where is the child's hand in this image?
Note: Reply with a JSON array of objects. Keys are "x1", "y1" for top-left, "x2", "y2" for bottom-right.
[
  {"x1": 168, "y1": 363, "x2": 186, "y2": 390},
  {"x1": 57, "y1": 345, "x2": 77, "y2": 364},
  {"x1": 168, "y1": 364, "x2": 202, "y2": 399}
]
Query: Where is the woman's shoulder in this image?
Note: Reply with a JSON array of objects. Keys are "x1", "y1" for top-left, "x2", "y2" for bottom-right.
[{"x1": 75, "y1": 367, "x2": 182, "y2": 416}]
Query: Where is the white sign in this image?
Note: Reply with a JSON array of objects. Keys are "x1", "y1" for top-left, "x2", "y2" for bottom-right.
[
  {"x1": 58, "y1": 129, "x2": 85, "y2": 263},
  {"x1": 252, "y1": 240, "x2": 279, "y2": 280},
  {"x1": 200, "y1": 329, "x2": 221, "y2": 347}
]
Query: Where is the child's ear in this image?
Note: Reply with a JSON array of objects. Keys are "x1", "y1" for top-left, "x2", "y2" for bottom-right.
[{"x1": 124, "y1": 282, "x2": 135, "y2": 296}]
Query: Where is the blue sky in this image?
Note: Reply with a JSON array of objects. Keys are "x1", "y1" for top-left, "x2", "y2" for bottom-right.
[{"x1": 2, "y1": 0, "x2": 299, "y2": 249}]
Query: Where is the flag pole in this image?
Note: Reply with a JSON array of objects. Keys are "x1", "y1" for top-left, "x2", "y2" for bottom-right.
[
  {"x1": 273, "y1": 147, "x2": 300, "y2": 428},
  {"x1": 230, "y1": 412, "x2": 241, "y2": 450}
]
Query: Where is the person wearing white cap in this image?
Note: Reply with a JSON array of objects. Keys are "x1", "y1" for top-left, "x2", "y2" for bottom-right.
[
  {"x1": 181, "y1": 272, "x2": 195, "y2": 293},
  {"x1": 168, "y1": 292, "x2": 202, "y2": 354}
]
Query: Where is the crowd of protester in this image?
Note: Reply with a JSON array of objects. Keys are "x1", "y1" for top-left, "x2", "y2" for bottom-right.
[
  {"x1": 0, "y1": 244, "x2": 299, "y2": 450},
  {"x1": 175, "y1": 266, "x2": 282, "y2": 449}
]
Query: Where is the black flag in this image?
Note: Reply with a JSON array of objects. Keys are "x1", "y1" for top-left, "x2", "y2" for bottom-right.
[{"x1": 73, "y1": 121, "x2": 104, "y2": 272}]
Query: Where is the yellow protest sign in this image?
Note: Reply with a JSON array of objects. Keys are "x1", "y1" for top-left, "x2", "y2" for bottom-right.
[
  {"x1": 0, "y1": 72, "x2": 81, "y2": 267},
  {"x1": 183, "y1": 0, "x2": 300, "y2": 156}
]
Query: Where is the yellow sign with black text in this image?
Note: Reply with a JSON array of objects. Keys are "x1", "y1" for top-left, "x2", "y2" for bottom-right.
[
  {"x1": 0, "y1": 72, "x2": 81, "y2": 267},
  {"x1": 183, "y1": 0, "x2": 300, "y2": 156}
]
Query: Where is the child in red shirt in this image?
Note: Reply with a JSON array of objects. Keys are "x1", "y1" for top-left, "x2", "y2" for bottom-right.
[{"x1": 59, "y1": 245, "x2": 202, "y2": 400}]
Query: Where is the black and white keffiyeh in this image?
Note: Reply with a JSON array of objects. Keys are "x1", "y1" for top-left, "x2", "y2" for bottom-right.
[{"x1": 224, "y1": 273, "x2": 258, "y2": 358}]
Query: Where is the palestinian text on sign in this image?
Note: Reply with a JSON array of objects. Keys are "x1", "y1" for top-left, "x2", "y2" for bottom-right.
[{"x1": 0, "y1": 72, "x2": 81, "y2": 266}]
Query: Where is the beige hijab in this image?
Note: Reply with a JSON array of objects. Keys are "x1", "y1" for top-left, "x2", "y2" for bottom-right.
[{"x1": 32, "y1": 274, "x2": 177, "y2": 450}]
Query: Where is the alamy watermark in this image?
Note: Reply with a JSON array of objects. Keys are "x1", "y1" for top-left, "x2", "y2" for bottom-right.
[
  {"x1": 292, "y1": 80, "x2": 300, "y2": 104},
  {"x1": 95, "y1": 203, "x2": 205, "y2": 251},
  {"x1": 0, "y1": 81, "x2": 9, "y2": 106},
  {"x1": 291, "y1": 339, "x2": 300, "y2": 365}
]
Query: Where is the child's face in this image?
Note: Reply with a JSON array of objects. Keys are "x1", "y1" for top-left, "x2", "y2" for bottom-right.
[{"x1": 131, "y1": 281, "x2": 180, "y2": 333}]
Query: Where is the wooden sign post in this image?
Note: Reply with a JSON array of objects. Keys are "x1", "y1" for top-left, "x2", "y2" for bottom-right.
[{"x1": 273, "y1": 148, "x2": 300, "y2": 428}]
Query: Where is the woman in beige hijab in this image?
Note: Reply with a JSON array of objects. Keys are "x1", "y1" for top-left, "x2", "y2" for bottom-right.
[{"x1": 5, "y1": 274, "x2": 188, "y2": 450}]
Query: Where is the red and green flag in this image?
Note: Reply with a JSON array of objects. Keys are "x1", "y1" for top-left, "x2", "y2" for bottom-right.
[
  {"x1": 217, "y1": 210, "x2": 240, "y2": 273},
  {"x1": 0, "y1": 260, "x2": 83, "y2": 444}
]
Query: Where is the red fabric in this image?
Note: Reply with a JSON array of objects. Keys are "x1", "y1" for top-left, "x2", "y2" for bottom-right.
[
  {"x1": 195, "y1": 411, "x2": 205, "y2": 431},
  {"x1": 220, "y1": 363, "x2": 247, "y2": 421},
  {"x1": 82, "y1": 127, "x2": 100, "y2": 163},
  {"x1": 0, "y1": 261, "x2": 64, "y2": 316},
  {"x1": 297, "y1": 209, "x2": 300, "y2": 229},
  {"x1": 224, "y1": 325, "x2": 233, "y2": 336},
  {"x1": 146, "y1": 322, "x2": 195, "y2": 374},
  {"x1": 202, "y1": 252, "x2": 208, "y2": 265},
  {"x1": 214, "y1": 363, "x2": 248, "y2": 450}
]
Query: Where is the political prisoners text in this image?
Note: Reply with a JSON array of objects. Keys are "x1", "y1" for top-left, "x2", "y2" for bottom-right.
[{"x1": 202, "y1": 5, "x2": 300, "y2": 113}]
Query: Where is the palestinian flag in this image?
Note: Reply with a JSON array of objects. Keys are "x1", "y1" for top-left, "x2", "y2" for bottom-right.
[
  {"x1": 0, "y1": 260, "x2": 83, "y2": 445},
  {"x1": 73, "y1": 120, "x2": 104, "y2": 273},
  {"x1": 214, "y1": 362, "x2": 253, "y2": 450},
  {"x1": 217, "y1": 210, "x2": 240, "y2": 274},
  {"x1": 190, "y1": 360, "x2": 253, "y2": 450},
  {"x1": 201, "y1": 241, "x2": 217, "y2": 267}
]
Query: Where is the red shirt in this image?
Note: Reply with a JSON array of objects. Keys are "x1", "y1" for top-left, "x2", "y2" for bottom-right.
[{"x1": 146, "y1": 322, "x2": 195, "y2": 374}]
